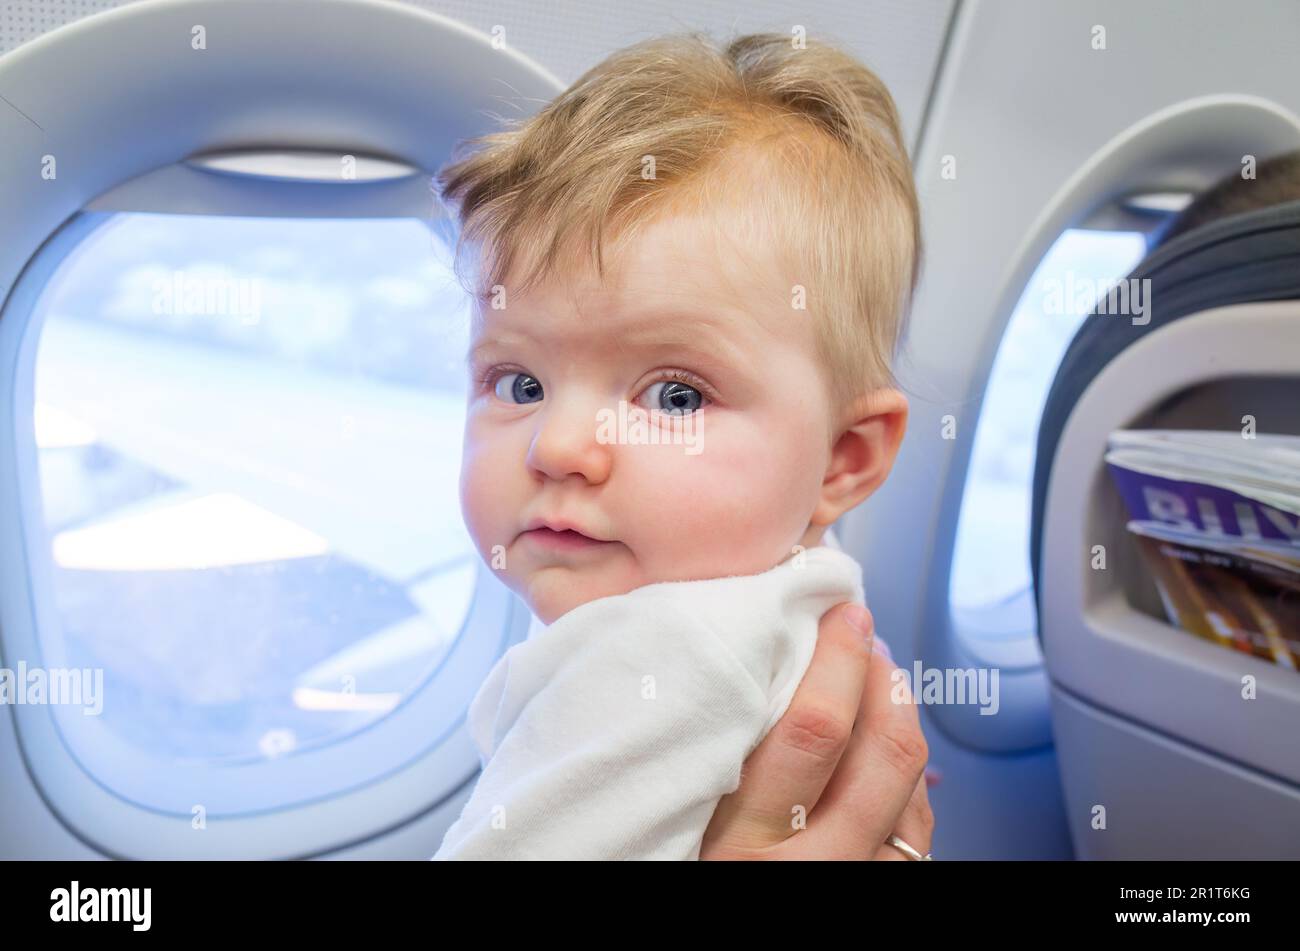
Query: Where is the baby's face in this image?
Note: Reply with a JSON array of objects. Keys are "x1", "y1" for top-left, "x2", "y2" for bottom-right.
[{"x1": 461, "y1": 208, "x2": 837, "y2": 624}]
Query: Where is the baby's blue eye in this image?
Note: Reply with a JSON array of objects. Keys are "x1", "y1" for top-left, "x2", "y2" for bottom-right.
[
  {"x1": 645, "y1": 380, "x2": 703, "y2": 415},
  {"x1": 494, "y1": 372, "x2": 543, "y2": 404}
]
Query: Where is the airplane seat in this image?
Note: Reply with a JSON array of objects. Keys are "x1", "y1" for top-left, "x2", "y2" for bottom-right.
[{"x1": 1030, "y1": 199, "x2": 1300, "y2": 858}]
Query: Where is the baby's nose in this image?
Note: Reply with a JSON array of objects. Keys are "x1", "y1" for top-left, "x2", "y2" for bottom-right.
[{"x1": 525, "y1": 397, "x2": 613, "y2": 484}]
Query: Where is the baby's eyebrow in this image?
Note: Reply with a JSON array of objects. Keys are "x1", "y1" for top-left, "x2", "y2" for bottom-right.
[
  {"x1": 467, "y1": 311, "x2": 749, "y2": 373},
  {"x1": 613, "y1": 331, "x2": 743, "y2": 372},
  {"x1": 467, "y1": 328, "x2": 533, "y2": 363}
]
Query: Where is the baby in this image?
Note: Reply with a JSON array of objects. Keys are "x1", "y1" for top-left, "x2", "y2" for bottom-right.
[{"x1": 432, "y1": 31, "x2": 919, "y2": 859}]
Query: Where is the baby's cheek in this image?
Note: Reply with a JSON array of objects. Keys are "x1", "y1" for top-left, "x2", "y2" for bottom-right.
[
  {"x1": 459, "y1": 432, "x2": 511, "y2": 558},
  {"x1": 640, "y1": 437, "x2": 805, "y2": 570}
]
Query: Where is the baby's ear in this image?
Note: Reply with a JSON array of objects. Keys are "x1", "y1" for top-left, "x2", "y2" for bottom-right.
[{"x1": 811, "y1": 388, "x2": 908, "y2": 526}]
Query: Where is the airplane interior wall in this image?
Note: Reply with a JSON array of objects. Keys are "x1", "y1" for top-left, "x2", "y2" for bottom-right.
[{"x1": 846, "y1": 0, "x2": 1300, "y2": 860}]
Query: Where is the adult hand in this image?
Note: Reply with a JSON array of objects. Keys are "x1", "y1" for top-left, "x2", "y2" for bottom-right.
[{"x1": 700, "y1": 602, "x2": 935, "y2": 860}]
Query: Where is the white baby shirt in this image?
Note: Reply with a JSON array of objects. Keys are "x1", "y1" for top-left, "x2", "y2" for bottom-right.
[{"x1": 433, "y1": 544, "x2": 866, "y2": 860}]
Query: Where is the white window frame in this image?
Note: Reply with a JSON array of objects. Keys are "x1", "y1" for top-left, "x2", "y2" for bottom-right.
[{"x1": 0, "y1": 0, "x2": 562, "y2": 858}]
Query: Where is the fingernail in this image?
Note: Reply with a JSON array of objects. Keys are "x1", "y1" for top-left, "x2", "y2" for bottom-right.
[
  {"x1": 844, "y1": 603, "x2": 873, "y2": 638},
  {"x1": 872, "y1": 636, "x2": 893, "y2": 661}
]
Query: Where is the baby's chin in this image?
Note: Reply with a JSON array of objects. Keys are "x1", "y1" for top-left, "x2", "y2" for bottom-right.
[
  {"x1": 519, "y1": 557, "x2": 767, "y2": 625},
  {"x1": 528, "y1": 588, "x2": 606, "y2": 626},
  {"x1": 517, "y1": 571, "x2": 615, "y2": 626}
]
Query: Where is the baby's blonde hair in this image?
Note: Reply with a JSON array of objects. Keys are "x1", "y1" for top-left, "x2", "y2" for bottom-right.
[{"x1": 435, "y1": 31, "x2": 921, "y2": 404}]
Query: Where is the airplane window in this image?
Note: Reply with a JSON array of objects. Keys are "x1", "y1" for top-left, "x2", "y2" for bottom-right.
[
  {"x1": 29, "y1": 212, "x2": 478, "y2": 779},
  {"x1": 949, "y1": 228, "x2": 1147, "y2": 640}
]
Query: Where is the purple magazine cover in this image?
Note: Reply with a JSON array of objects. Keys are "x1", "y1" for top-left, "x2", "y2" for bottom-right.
[{"x1": 1106, "y1": 464, "x2": 1300, "y2": 545}]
